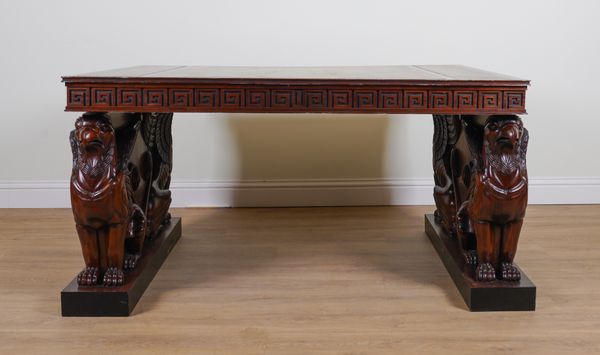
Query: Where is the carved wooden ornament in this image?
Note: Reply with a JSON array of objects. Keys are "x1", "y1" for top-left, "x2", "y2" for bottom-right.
[
  {"x1": 70, "y1": 112, "x2": 173, "y2": 286},
  {"x1": 432, "y1": 114, "x2": 528, "y2": 282}
]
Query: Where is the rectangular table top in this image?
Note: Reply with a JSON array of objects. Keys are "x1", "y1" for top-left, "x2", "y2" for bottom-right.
[
  {"x1": 63, "y1": 65, "x2": 528, "y2": 114},
  {"x1": 64, "y1": 65, "x2": 527, "y2": 83}
]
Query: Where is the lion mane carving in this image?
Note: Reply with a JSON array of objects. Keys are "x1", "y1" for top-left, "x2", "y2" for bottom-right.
[
  {"x1": 458, "y1": 115, "x2": 529, "y2": 281},
  {"x1": 70, "y1": 113, "x2": 146, "y2": 286}
]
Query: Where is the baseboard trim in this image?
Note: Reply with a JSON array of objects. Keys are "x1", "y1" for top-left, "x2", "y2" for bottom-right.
[{"x1": 1, "y1": 177, "x2": 599, "y2": 208}]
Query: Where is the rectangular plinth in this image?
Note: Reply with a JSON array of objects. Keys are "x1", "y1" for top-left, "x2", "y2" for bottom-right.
[
  {"x1": 61, "y1": 217, "x2": 182, "y2": 316},
  {"x1": 425, "y1": 214, "x2": 536, "y2": 311}
]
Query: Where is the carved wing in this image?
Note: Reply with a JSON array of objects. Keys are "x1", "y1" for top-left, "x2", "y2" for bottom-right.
[
  {"x1": 155, "y1": 113, "x2": 173, "y2": 167},
  {"x1": 115, "y1": 115, "x2": 142, "y2": 171},
  {"x1": 433, "y1": 114, "x2": 460, "y2": 161},
  {"x1": 462, "y1": 117, "x2": 484, "y2": 171},
  {"x1": 69, "y1": 129, "x2": 79, "y2": 169},
  {"x1": 432, "y1": 115, "x2": 449, "y2": 163},
  {"x1": 155, "y1": 114, "x2": 173, "y2": 189},
  {"x1": 519, "y1": 127, "x2": 529, "y2": 169},
  {"x1": 142, "y1": 113, "x2": 173, "y2": 189}
]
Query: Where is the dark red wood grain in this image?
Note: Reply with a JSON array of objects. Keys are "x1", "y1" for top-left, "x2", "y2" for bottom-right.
[{"x1": 63, "y1": 65, "x2": 528, "y2": 114}]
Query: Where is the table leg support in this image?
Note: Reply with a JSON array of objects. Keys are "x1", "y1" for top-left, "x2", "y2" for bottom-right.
[
  {"x1": 61, "y1": 112, "x2": 180, "y2": 316},
  {"x1": 427, "y1": 114, "x2": 536, "y2": 311}
]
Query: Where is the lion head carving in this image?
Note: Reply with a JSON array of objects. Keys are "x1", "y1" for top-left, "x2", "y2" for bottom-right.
[
  {"x1": 483, "y1": 115, "x2": 528, "y2": 175},
  {"x1": 70, "y1": 113, "x2": 116, "y2": 178}
]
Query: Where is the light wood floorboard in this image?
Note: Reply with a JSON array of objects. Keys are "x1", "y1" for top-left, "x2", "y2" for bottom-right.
[{"x1": 0, "y1": 205, "x2": 599, "y2": 354}]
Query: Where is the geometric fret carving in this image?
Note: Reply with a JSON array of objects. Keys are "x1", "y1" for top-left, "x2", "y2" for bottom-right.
[
  {"x1": 246, "y1": 89, "x2": 268, "y2": 109},
  {"x1": 221, "y1": 89, "x2": 243, "y2": 108},
  {"x1": 143, "y1": 89, "x2": 166, "y2": 107},
  {"x1": 272, "y1": 90, "x2": 294, "y2": 108},
  {"x1": 67, "y1": 88, "x2": 89, "y2": 107},
  {"x1": 379, "y1": 91, "x2": 402, "y2": 109},
  {"x1": 330, "y1": 90, "x2": 352, "y2": 109},
  {"x1": 91, "y1": 88, "x2": 115, "y2": 107},
  {"x1": 504, "y1": 91, "x2": 525, "y2": 110},
  {"x1": 66, "y1": 86, "x2": 528, "y2": 114},
  {"x1": 405, "y1": 90, "x2": 427, "y2": 109},
  {"x1": 195, "y1": 89, "x2": 219, "y2": 108},
  {"x1": 169, "y1": 89, "x2": 193, "y2": 108},
  {"x1": 305, "y1": 90, "x2": 327, "y2": 109},
  {"x1": 118, "y1": 89, "x2": 141, "y2": 107},
  {"x1": 455, "y1": 90, "x2": 477, "y2": 109},
  {"x1": 430, "y1": 90, "x2": 452, "y2": 108},
  {"x1": 355, "y1": 90, "x2": 377, "y2": 109},
  {"x1": 479, "y1": 91, "x2": 502, "y2": 110}
]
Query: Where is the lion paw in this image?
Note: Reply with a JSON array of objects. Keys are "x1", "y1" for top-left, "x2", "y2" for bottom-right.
[
  {"x1": 475, "y1": 262, "x2": 496, "y2": 282},
  {"x1": 162, "y1": 212, "x2": 171, "y2": 225},
  {"x1": 124, "y1": 253, "x2": 141, "y2": 270},
  {"x1": 103, "y1": 267, "x2": 124, "y2": 286},
  {"x1": 500, "y1": 262, "x2": 521, "y2": 281},
  {"x1": 463, "y1": 250, "x2": 478, "y2": 268},
  {"x1": 77, "y1": 266, "x2": 99, "y2": 286},
  {"x1": 434, "y1": 210, "x2": 443, "y2": 224}
]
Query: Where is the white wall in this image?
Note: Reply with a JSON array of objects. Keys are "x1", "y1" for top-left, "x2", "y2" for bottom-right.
[{"x1": 1, "y1": 0, "x2": 599, "y2": 207}]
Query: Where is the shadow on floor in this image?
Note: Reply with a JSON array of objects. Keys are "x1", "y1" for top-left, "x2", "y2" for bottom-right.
[{"x1": 136, "y1": 206, "x2": 466, "y2": 314}]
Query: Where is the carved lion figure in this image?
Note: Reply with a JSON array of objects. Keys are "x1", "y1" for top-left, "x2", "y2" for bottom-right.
[
  {"x1": 459, "y1": 115, "x2": 529, "y2": 281},
  {"x1": 70, "y1": 113, "x2": 146, "y2": 286}
]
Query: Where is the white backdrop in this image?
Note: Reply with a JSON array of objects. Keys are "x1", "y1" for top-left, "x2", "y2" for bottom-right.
[{"x1": 1, "y1": 0, "x2": 599, "y2": 207}]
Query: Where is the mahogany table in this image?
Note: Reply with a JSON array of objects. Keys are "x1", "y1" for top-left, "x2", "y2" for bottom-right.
[{"x1": 61, "y1": 65, "x2": 535, "y2": 316}]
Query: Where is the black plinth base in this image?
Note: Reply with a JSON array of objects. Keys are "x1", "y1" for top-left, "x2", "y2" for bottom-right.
[
  {"x1": 425, "y1": 214, "x2": 536, "y2": 312},
  {"x1": 61, "y1": 217, "x2": 182, "y2": 317}
]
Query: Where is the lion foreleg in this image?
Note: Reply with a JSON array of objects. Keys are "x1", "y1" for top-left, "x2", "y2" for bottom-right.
[
  {"x1": 473, "y1": 221, "x2": 500, "y2": 281},
  {"x1": 76, "y1": 224, "x2": 101, "y2": 286},
  {"x1": 500, "y1": 220, "x2": 523, "y2": 281},
  {"x1": 103, "y1": 223, "x2": 126, "y2": 286}
]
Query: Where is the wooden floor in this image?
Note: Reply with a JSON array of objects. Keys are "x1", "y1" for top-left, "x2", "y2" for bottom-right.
[{"x1": 0, "y1": 206, "x2": 599, "y2": 354}]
